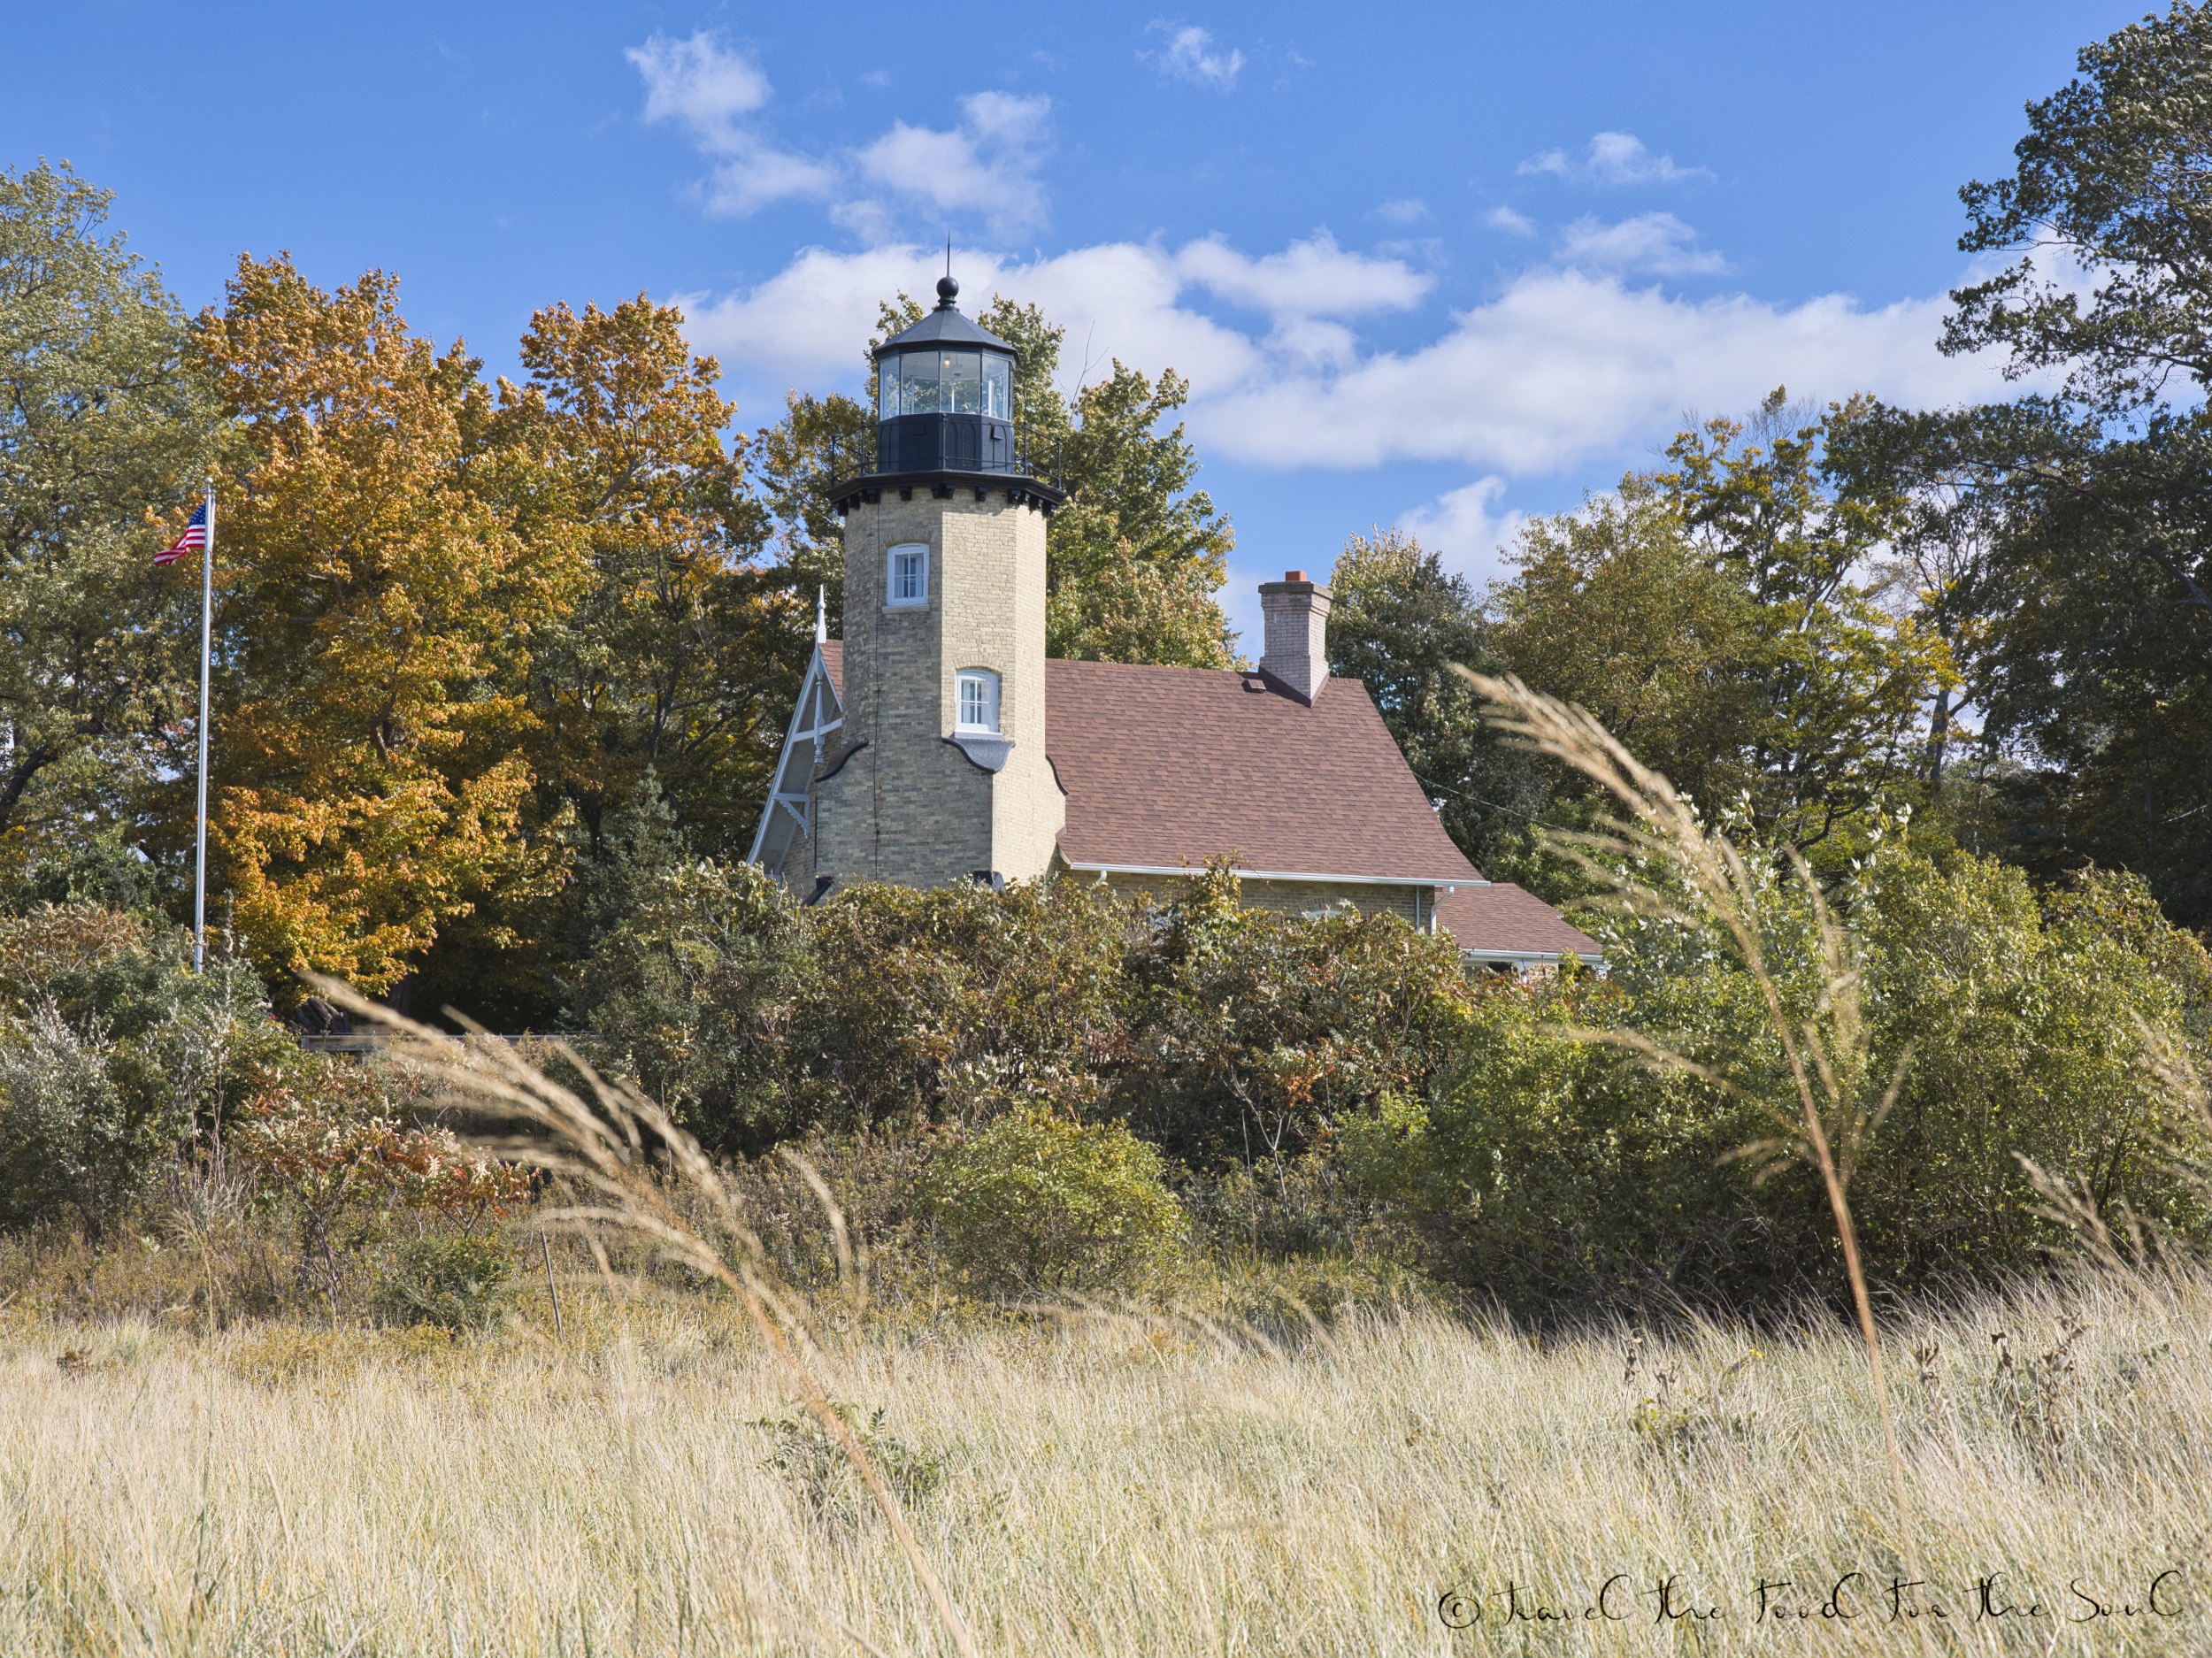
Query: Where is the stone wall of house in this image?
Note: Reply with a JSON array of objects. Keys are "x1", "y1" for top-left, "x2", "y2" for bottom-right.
[{"x1": 815, "y1": 487, "x2": 1064, "y2": 890}]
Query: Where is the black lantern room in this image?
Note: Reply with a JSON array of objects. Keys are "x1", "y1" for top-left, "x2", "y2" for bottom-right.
[{"x1": 872, "y1": 275, "x2": 1021, "y2": 476}]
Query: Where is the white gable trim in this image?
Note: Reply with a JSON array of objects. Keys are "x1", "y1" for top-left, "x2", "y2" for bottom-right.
[{"x1": 747, "y1": 646, "x2": 845, "y2": 871}]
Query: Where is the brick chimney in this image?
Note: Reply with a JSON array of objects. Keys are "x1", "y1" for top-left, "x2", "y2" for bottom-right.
[{"x1": 1257, "y1": 570, "x2": 1332, "y2": 704}]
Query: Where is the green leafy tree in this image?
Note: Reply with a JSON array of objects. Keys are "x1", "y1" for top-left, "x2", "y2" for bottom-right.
[
  {"x1": 1492, "y1": 482, "x2": 1764, "y2": 834},
  {"x1": 1924, "y1": 3, "x2": 2212, "y2": 925},
  {"x1": 1325, "y1": 528, "x2": 1544, "y2": 871},
  {"x1": 1944, "y1": 0, "x2": 2212, "y2": 411},
  {"x1": 0, "y1": 162, "x2": 225, "y2": 875},
  {"x1": 1655, "y1": 392, "x2": 1958, "y2": 853},
  {"x1": 752, "y1": 389, "x2": 869, "y2": 647}
]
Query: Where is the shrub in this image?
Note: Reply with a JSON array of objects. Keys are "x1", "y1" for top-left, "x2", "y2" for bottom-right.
[
  {"x1": 1346, "y1": 841, "x2": 2212, "y2": 1313},
  {"x1": 565, "y1": 855, "x2": 812, "y2": 1152},
  {"x1": 375, "y1": 1234, "x2": 518, "y2": 1330},
  {"x1": 755, "y1": 1401, "x2": 942, "y2": 1524},
  {"x1": 0, "y1": 903, "x2": 296, "y2": 1237},
  {"x1": 922, "y1": 1111, "x2": 1185, "y2": 1296},
  {"x1": 799, "y1": 878, "x2": 1134, "y2": 1127},
  {"x1": 0, "y1": 1002, "x2": 173, "y2": 1237},
  {"x1": 231, "y1": 1057, "x2": 534, "y2": 1305},
  {"x1": 1121, "y1": 869, "x2": 1477, "y2": 1171}
]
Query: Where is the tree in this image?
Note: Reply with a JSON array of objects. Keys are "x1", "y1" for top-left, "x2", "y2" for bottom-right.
[
  {"x1": 1325, "y1": 528, "x2": 1544, "y2": 872},
  {"x1": 1929, "y1": 4, "x2": 2212, "y2": 925},
  {"x1": 1655, "y1": 393, "x2": 1957, "y2": 852},
  {"x1": 0, "y1": 162, "x2": 224, "y2": 875},
  {"x1": 1493, "y1": 481, "x2": 1763, "y2": 819},
  {"x1": 752, "y1": 388, "x2": 870, "y2": 649},
  {"x1": 507, "y1": 296, "x2": 783, "y2": 859},
  {"x1": 1479, "y1": 396, "x2": 1957, "y2": 876},
  {"x1": 1944, "y1": 1, "x2": 2212, "y2": 412},
  {"x1": 189, "y1": 257, "x2": 577, "y2": 995}
]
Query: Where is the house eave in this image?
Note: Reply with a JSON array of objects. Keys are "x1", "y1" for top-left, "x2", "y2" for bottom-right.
[{"x1": 1062, "y1": 861, "x2": 1489, "y2": 888}]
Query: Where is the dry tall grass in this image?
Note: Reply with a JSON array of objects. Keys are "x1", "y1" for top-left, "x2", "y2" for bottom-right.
[{"x1": 2, "y1": 1269, "x2": 2207, "y2": 1655}]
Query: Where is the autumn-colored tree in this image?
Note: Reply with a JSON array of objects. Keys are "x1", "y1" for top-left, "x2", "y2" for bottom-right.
[
  {"x1": 190, "y1": 257, "x2": 578, "y2": 995},
  {"x1": 506, "y1": 296, "x2": 782, "y2": 857}
]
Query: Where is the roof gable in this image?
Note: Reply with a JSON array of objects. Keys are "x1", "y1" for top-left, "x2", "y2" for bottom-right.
[{"x1": 1044, "y1": 659, "x2": 1481, "y2": 886}]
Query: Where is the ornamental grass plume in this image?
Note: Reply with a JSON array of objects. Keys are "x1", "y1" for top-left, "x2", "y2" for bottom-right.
[
  {"x1": 303, "y1": 976, "x2": 980, "y2": 1658},
  {"x1": 1455, "y1": 669, "x2": 1919, "y2": 1558}
]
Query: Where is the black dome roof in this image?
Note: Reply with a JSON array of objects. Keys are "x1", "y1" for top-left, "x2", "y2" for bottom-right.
[{"x1": 874, "y1": 279, "x2": 1013, "y2": 356}]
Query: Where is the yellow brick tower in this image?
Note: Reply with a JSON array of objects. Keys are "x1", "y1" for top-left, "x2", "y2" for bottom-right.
[{"x1": 812, "y1": 275, "x2": 1067, "y2": 891}]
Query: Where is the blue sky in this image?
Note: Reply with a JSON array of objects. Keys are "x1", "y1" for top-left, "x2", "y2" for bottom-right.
[{"x1": 8, "y1": 0, "x2": 2137, "y2": 642}]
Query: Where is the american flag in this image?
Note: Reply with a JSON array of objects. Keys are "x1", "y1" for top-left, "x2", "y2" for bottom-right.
[{"x1": 156, "y1": 503, "x2": 209, "y2": 566}]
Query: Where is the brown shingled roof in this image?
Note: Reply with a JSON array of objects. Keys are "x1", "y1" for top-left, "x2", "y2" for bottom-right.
[
  {"x1": 1042, "y1": 658, "x2": 1482, "y2": 885},
  {"x1": 818, "y1": 640, "x2": 843, "y2": 697},
  {"x1": 1434, "y1": 882, "x2": 1602, "y2": 959}
]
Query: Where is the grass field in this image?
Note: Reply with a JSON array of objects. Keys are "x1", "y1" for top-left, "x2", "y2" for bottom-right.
[{"x1": 1, "y1": 1263, "x2": 2207, "y2": 1656}]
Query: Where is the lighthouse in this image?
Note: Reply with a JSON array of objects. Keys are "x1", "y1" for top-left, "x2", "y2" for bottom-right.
[{"x1": 811, "y1": 274, "x2": 1068, "y2": 892}]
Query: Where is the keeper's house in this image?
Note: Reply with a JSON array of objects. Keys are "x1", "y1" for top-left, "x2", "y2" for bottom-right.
[{"x1": 748, "y1": 277, "x2": 1600, "y2": 974}]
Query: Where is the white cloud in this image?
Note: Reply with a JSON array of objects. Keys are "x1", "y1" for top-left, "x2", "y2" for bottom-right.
[
  {"x1": 702, "y1": 139, "x2": 841, "y2": 216},
  {"x1": 1556, "y1": 211, "x2": 1727, "y2": 276},
  {"x1": 1521, "y1": 131, "x2": 1710, "y2": 187},
  {"x1": 627, "y1": 32, "x2": 834, "y2": 215},
  {"x1": 1376, "y1": 198, "x2": 1428, "y2": 226},
  {"x1": 627, "y1": 32, "x2": 771, "y2": 152},
  {"x1": 1486, "y1": 205, "x2": 1536, "y2": 236},
  {"x1": 626, "y1": 34, "x2": 1048, "y2": 231},
  {"x1": 1199, "y1": 271, "x2": 2014, "y2": 475},
  {"x1": 852, "y1": 92, "x2": 1053, "y2": 237},
  {"x1": 1396, "y1": 478, "x2": 1527, "y2": 583},
  {"x1": 1143, "y1": 24, "x2": 1246, "y2": 88},
  {"x1": 1173, "y1": 232, "x2": 1431, "y2": 319},
  {"x1": 681, "y1": 239, "x2": 1262, "y2": 400},
  {"x1": 680, "y1": 237, "x2": 2034, "y2": 487}
]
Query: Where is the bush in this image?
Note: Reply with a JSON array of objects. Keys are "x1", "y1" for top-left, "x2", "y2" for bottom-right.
[
  {"x1": 0, "y1": 903, "x2": 295, "y2": 1237},
  {"x1": 375, "y1": 1234, "x2": 517, "y2": 1329},
  {"x1": 922, "y1": 1111, "x2": 1185, "y2": 1296},
  {"x1": 0, "y1": 1003, "x2": 169, "y2": 1237},
  {"x1": 1344, "y1": 842, "x2": 2212, "y2": 1313},
  {"x1": 565, "y1": 854, "x2": 812, "y2": 1152},
  {"x1": 1122, "y1": 866, "x2": 1476, "y2": 1171}
]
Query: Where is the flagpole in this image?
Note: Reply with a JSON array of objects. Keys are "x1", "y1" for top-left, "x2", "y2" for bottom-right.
[{"x1": 193, "y1": 475, "x2": 214, "y2": 974}]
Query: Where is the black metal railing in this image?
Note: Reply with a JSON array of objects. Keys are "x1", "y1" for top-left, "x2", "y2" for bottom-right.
[{"x1": 826, "y1": 416, "x2": 1065, "y2": 496}]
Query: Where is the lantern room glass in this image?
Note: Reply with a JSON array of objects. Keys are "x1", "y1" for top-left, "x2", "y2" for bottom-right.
[{"x1": 879, "y1": 349, "x2": 1010, "y2": 419}]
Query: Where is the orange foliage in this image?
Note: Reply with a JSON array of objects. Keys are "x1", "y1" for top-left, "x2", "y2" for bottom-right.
[{"x1": 190, "y1": 257, "x2": 583, "y2": 992}]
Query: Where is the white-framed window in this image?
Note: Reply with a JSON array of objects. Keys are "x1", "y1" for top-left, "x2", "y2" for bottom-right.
[
  {"x1": 887, "y1": 542, "x2": 928, "y2": 608},
  {"x1": 955, "y1": 668, "x2": 1001, "y2": 733}
]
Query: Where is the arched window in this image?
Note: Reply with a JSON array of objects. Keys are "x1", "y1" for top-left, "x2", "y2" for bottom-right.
[
  {"x1": 886, "y1": 541, "x2": 928, "y2": 608},
  {"x1": 955, "y1": 668, "x2": 1000, "y2": 733}
]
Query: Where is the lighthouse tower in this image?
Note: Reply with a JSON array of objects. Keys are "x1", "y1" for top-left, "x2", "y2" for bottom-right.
[{"x1": 812, "y1": 275, "x2": 1067, "y2": 892}]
